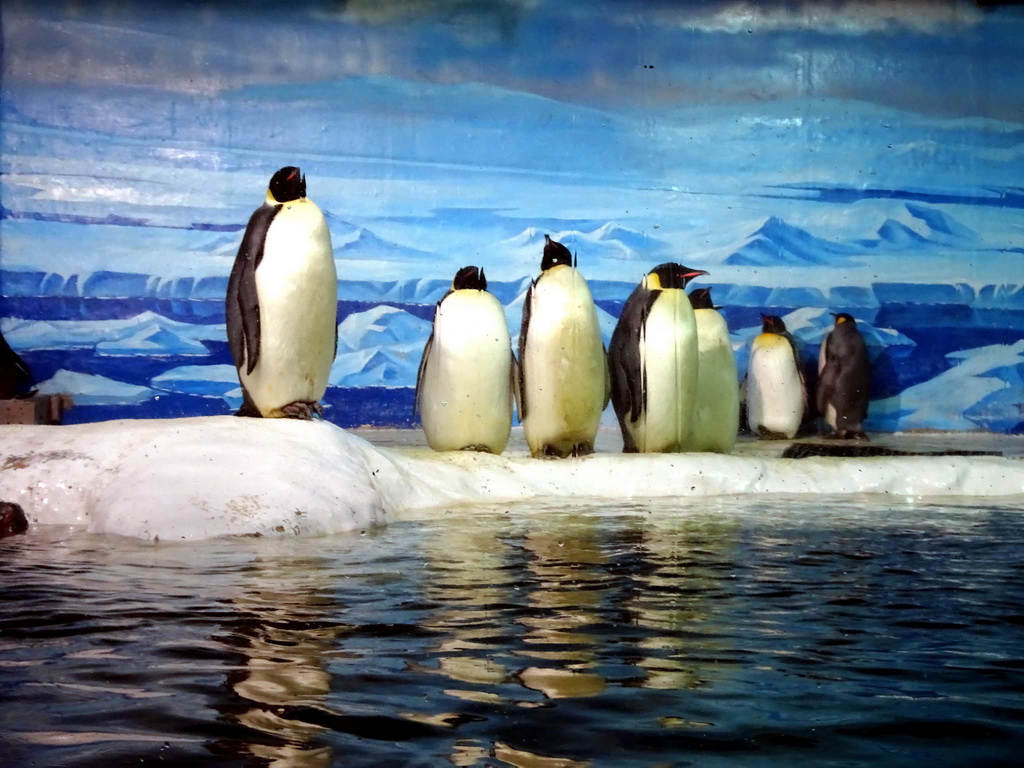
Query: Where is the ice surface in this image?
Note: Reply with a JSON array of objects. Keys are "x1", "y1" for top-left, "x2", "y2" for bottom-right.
[{"x1": 0, "y1": 417, "x2": 1021, "y2": 541}]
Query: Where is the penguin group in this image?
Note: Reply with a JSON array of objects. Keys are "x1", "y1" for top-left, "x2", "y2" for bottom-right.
[
  {"x1": 225, "y1": 167, "x2": 871, "y2": 448},
  {"x1": 414, "y1": 239, "x2": 749, "y2": 456}
]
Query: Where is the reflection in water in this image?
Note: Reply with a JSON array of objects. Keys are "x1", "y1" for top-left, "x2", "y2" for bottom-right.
[
  {"x1": 219, "y1": 556, "x2": 344, "y2": 767},
  {"x1": 3, "y1": 499, "x2": 1024, "y2": 767}
]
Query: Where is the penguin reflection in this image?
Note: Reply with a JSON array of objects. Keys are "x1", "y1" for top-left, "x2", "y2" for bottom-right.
[
  {"x1": 227, "y1": 166, "x2": 337, "y2": 420},
  {"x1": 414, "y1": 266, "x2": 517, "y2": 454},
  {"x1": 817, "y1": 312, "x2": 871, "y2": 440},
  {"x1": 518, "y1": 236, "x2": 609, "y2": 458}
]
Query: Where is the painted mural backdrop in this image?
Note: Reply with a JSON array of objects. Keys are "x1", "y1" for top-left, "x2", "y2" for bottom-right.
[{"x1": 1, "y1": 0, "x2": 1022, "y2": 432}]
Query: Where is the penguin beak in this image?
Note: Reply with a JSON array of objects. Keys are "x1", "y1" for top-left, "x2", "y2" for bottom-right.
[{"x1": 685, "y1": 269, "x2": 709, "y2": 279}]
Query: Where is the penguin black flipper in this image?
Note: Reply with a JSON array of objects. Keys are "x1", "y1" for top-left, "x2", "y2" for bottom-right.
[
  {"x1": 517, "y1": 280, "x2": 537, "y2": 421},
  {"x1": 227, "y1": 203, "x2": 279, "y2": 376},
  {"x1": 413, "y1": 328, "x2": 435, "y2": 418},
  {"x1": 609, "y1": 283, "x2": 658, "y2": 424},
  {"x1": 0, "y1": 329, "x2": 34, "y2": 399},
  {"x1": 781, "y1": 329, "x2": 809, "y2": 414},
  {"x1": 510, "y1": 351, "x2": 521, "y2": 423}
]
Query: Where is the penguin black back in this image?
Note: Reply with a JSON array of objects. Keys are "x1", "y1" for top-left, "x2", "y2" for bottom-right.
[{"x1": 817, "y1": 312, "x2": 871, "y2": 439}]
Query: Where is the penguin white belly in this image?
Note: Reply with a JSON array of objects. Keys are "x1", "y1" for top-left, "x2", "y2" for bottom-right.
[
  {"x1": 419, "y1": 291, "x2": 513, "y2": 453},
  {"x1": 627, "y1": 293, "x2": 698, "y2": 453},
  {"x1": 746, "y1": 335, "x2": 804, "y2": 439},
  {"x1": 691, "y1": 309, "x2": 739, "y2": 453},
  {"x1": 522, "y1": 268, "x2": 606, "y2": 457},
  {"x1": 240, "y1": 199, "x2": 337, "y2": 417}
]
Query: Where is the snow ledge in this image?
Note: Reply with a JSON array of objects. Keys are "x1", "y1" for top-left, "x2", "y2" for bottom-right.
[{"x1": 0, "y1": 417, "x2": 1022, "y2": 541}]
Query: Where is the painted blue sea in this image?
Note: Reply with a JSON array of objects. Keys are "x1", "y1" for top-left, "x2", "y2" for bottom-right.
[{"x1": 2, "y1": 274, "x2": 1023, "y2": 432}]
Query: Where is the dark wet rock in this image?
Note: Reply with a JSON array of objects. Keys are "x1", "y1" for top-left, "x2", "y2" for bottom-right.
[
  {"x1": 782, "y1": 443, "x2": 1004, "y2": 460},
  {"x1": 0, "y1": 501, "x2": 29, "y2": 538}
]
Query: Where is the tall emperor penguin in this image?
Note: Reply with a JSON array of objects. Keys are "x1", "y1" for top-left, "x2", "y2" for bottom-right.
[
  {"x1": 608, "y1": 262, "x2": 707, "y2": 453},
  {"x1": 688, "y1": 287, "x2": 740, "y2": 453},
  {"x1": 518, "y1": 235, "x2": 608, "y2": 458},
  {"x1": 414, "y1": 266, "x2": 517, "y2": 454},
  {"x1": 226, "y1": 166, "x2": 338, "y2": 419}
]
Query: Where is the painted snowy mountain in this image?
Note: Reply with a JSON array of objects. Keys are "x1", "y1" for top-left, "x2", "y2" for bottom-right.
[
  {"x1": 331, "y1": 305, "x2": 432, "y2": 388},
  {"x1": 724, "y1": 216, "x2": 862, "y2": 266},
  {"x1": 873, "y1": 340, "x2": 1024, "y2": 432},
  {"x1": 862, "y1": 201, "x2": 981, "y2": 249},
  {"x1": 1, "y1": 312, "x2": 223, "y2": 356},
  {"x1": 723, "y1": 203, "x2": 985, "y2": 267}
]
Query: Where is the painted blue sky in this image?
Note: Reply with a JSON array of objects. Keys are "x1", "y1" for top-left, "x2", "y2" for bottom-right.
[{"x1": 2, "y1": 0, "x2": 1023, "y2": 285}]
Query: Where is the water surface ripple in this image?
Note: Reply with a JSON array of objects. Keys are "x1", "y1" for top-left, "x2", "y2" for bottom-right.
[{"x1": 2, "y1": 497, "x2": 1024, "y2": 767}]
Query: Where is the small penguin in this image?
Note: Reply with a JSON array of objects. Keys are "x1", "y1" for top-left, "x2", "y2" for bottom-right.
[
  {"x1": 0, "y1": 327, "x2": 34, "y2": 400},
  {"x1": 608, "y1": 262, "x2": 707, "y2": 453},
  {"x1": 745, "y1": 314, "x2": 806, "y2": 439},
  {"x1": 226, "y1": 166, "x2": 337, "y2": 419},
  {"x1": 414, "y1": 266, "x2": 517, "y2": 454},
  {"x1": 518, "y1": 235, "x2": 608, "y2": 458},
  {"x1": 817, "y1": 312, "x2": 871, "y2": 440},
  {"x1": 688, "y1": 287, "x2": 739, "y2": 453}
]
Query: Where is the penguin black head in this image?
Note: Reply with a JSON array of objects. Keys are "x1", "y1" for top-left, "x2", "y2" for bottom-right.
[
  {"x1": 688, "y1": 287, "x2": 715, "y2": 310},
  {"x1": 452, "y1": 265, "x2": 487, "y2": 291},
  {"x1": 541, "y1": 235, "x2": 574, "y2": 271},
  {"x1": 831, "y1": 312, "x2": 856, "y2": 326},
  {"x1": 647, "y1": 262, "x2": 708, "y2": 291},
  {"x1": 760, "y1": 314, "x2": 787, "y2": 334},
  {"x1": 268, "y1": 166, "x2": 306, "y2": 203}
]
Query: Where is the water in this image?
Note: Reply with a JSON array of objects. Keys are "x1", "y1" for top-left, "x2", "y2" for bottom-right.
[{"x1": 3, "y1": 497, "x2": 1024, "y2": 767}]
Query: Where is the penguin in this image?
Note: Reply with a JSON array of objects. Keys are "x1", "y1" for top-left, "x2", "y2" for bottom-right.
[
  {"x1": 414, "y1": 265, "x2": 517, "y2": 454},
  {"x1": 688, "y1": 287, "x2": 739, "y2": 453},
  {"x1": 816, "y1": 312, "x2": 871, "y2": 440},
  {"x1": 518, "y1": 235, "x2": 608, "y2": 458},
  {"x1": 608, "y1": 262, "x2": 707, "y2": 453},
  {"x1": 0, "y1": 327, "x2": 34, "y2": 400},
  {"x1": 226, "y1": 166, "x2": 337, "y2": 419},
  {"x1": 745, "y1": 314, "x2": 806, "y2": 439}
]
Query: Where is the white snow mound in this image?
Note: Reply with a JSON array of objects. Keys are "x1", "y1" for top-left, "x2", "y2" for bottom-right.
[{"x1": 0, "y1": 417, "x2": 1022, "y2": 541}]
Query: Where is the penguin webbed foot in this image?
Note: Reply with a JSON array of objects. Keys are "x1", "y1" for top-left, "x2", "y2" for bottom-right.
[
  {"x1": 826, "y1": 429, "x2": 869, "y2": 441},
  {"x1": 280, "y1": 401, "x2": 324, "y2": 420},
  {"x1": 570, "y1": 442, "x2": 594, "y2": 458},
  {"x1": 235, "y1": 402, "x2": 263, "y2": 418},
  {"x1": 460, "y1": 444, "x2": 494, "y2": 454},
  {"x1": 756, "y1": 426, "x2": 790, "y2": 440}
]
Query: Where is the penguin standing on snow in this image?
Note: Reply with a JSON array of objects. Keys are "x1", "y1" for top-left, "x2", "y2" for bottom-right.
[
  {"x1": 745, "y1": 314, "x2": 805, "y2": 439},
  {"x1": 415, "y1": 266, "x2": 517, "y2": 454},
  {"x1": 226, "y1": 166, "x2": 337, "y2": 419},
  {"x1": 608, "y1": 262, "x2": 707, "y2": 453},
  {"x1": 688, "y1": 287, "x2": 739, "y2": 453},
  {"x1": 519, "y1": 235, "x2": 608, "y2": 458},
  {"x1": 817, "y1": 312, "x2": 871, "y2": 440}
]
